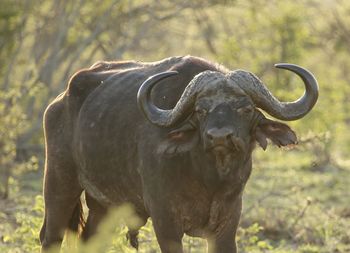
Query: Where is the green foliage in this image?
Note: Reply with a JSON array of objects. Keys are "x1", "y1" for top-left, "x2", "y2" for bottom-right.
[
  {"x1": 243, "y1": 148, "x2": 350, "y2": 253},
  {"x1": 0, "y1": 0, "x2": 23, "y2": 59},
  {"x1": 1, "y1": 195, "x2": 42, "y2": 253},
  {"x1": 0, "y1": 89, "x2": 25, "y2": 197},
  {"x1": 1, "y1": 0, "x2": 350, "y2": 252},
  {"x1": 237, "y1": 223, "x2": 273, "y2": 252}
]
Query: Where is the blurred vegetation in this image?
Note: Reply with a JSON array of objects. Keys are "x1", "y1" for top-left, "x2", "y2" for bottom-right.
[{"x1": 1, "y1": 0, "x2": 350, "y2": 252}]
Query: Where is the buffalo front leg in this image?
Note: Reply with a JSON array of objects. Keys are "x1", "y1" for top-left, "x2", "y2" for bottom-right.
[
  {"x1": 207, "y1": 197, "x2": 242, "y2": 253},
  {"x1": 150, "y1": 207, "x2": 184, "y2": 253},
  {"x1": 207, "y1": 231, "x2": 237, "y2": 253}
]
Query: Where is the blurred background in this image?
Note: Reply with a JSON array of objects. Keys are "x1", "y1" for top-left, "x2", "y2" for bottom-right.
[{"x1": 1, "y1": 0, "x2": 350, "y2": 252}]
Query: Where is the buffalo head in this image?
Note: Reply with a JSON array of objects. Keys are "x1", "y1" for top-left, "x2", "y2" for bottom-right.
[{"x1": 137, "y1": 64, "x2": 318, "y2": 179}]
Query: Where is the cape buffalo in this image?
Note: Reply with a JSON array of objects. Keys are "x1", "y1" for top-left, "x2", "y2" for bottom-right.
[{"x1": 40, "y1": 56, "x2": 318, "y2": 253}]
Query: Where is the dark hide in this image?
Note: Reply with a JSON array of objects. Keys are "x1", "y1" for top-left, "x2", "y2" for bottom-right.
[{"x1": 40, "y1": 56, "x2": 298, "y2": 253}]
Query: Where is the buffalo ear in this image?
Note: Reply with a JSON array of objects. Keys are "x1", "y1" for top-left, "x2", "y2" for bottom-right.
[
  {"x1": 256, "y1": 118, "x2": 297, "y2": 150},
  {"x1": 157, "y1": 122, "x2": 199, "y2": 156}
]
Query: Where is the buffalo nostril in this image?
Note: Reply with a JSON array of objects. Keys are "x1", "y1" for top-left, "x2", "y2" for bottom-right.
[{"x1": 206, "y1": 128, "x2": 234, "y2": 144}]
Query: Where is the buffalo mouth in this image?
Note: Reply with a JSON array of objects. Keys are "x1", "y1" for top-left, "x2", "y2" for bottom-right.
[{"x1": 212, "y1": 145, "x2": 241, "y2": 178}]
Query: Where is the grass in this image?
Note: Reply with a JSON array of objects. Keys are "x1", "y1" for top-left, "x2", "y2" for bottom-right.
[{"x1": 1, "y1": 145, "x2": 349, "y2": 252}]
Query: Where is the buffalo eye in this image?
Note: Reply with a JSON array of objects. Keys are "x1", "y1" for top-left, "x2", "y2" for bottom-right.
[
  {"x1": 168, "y1": 131, "x2": 185, "y2": 141},
  {"x1": 237, "y1": 105, "x2": 254, "y2": 114},
  {"x1": 195, "y1": 108, "x2": 208, "y2": 117}
]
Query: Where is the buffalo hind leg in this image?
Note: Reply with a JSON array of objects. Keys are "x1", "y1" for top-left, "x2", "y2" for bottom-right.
[
  {"x1": 82, "y1": 193, "x2": 148, "y2": 250},
  {"x1": 81, "y1": 193, "x2": 108, "y2": 241},
  {"x1": 126, "y1": 229, "x2": 139, "y2": 250},
  {"x1": 40, "y1": 162, "x2": 83, "y2": 252},
  {"x1": 40, "y1": 95, "x2": 85, "y2": 252},
  {"x1": 126, "y1": 213, "x2": 148, "y2": 250}
]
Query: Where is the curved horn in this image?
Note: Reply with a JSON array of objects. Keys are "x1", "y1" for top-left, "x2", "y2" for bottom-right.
[
  {"x1": 138, "y1": 70, "x2": 222, "y2": 127},
  {"x1": 137, "y1": 71, "x2": 179, "y2": 127},
  {"x1": 229, "y1": 63, "x2": 319, "y2": 121}
]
